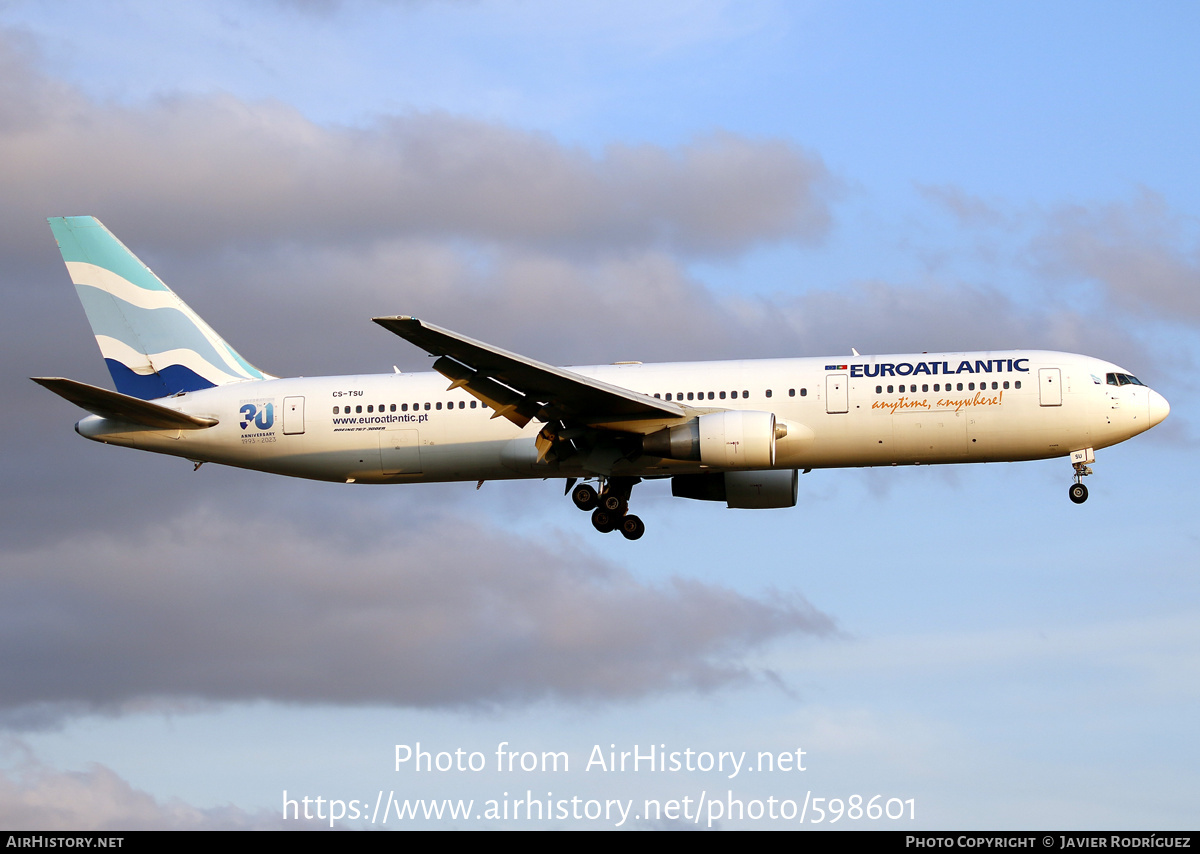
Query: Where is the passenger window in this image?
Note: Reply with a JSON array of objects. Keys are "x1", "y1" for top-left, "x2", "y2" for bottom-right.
[
  {"x1": 765, "y1": 389, "x2": 772, "y2": 398},
  {"x1": 788, "y1": 388, "x2": 795, "y2": 397},
  {"x1": 875, "y1": 386, "x2": 882, "y2": 394},
  {"x1": 471, "y1": 401, "x2": 477, "y2": 408},
  {"x1": 800, "y1": 388, "x2": 807, "y2": 396},
  {"x1": 887, "y1": 385, "x2": 894, "y2": 393},
  {"x1": 719, "y1": 391, "x2": 726, "y2": 399}
]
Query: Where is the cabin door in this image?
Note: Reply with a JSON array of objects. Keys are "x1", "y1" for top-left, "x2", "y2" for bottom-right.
[
  {"x1": 282, "y1": 396, "x2": 305, "y2": 434},
  {"x1": 826, "y1": 374, "x2": 849, "y2": 413},
  {"x1": 1039, "y1": 368, "x2": 1062, "y2": 407}
]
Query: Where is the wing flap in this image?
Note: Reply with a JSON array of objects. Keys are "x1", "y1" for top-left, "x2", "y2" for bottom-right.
[
  {"x1": 32, "y1": 377, "x2": 218, "y2": 429},
  {"x1": 373, "y1": 316, "x2": 687, "y2": 429}
]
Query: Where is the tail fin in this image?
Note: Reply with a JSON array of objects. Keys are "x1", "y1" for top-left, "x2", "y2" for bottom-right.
[{"x1": 48, "y1": 216, "x2": 268, "y2": 400}]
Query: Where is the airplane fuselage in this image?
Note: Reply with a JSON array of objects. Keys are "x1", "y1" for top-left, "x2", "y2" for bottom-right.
[{"x1": 76, "y1": 349, "x2": 1166, "y2": 486}]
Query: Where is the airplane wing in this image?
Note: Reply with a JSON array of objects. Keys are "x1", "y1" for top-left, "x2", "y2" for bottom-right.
[
  {"x1": 31, "y1": 377, "x2": 219, "y2": 429},
  {"x1": 373, "y1": 316, "x2": 689, "y2": 431}
]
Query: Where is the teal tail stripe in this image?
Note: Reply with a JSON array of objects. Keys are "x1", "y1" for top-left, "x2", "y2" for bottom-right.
[{"x1": 50, "y1": 217, "x2": 170, "y2": 293}]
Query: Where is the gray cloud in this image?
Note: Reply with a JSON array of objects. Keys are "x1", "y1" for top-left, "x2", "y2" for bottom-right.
[
  {"x1": 1031, "y1": 189, "x2": 1200, "y2": 321},
  {"x1": 0, "y1": 508, "x2": 834, "y2": 719},
  {"x1": 0, "y1": 30, "x2": 834, "y2": 261}
]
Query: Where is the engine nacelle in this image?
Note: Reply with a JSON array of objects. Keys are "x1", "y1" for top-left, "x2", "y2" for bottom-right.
[
  {"x1": 671, "y1": 469, "x2": 799, "y2": 509},
  {"x1": 643, "y1": 411, "x2": 779, "y2": 467}
]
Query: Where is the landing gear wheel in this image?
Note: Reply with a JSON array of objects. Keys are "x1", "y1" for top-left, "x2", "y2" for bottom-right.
[
  {"x1": 601, "y1": 493, "x2": 627, "y2": 515},
  {"x1": 619, "y1": 514, "x2": 646, "y2": 541},
  {"x1": 1069, "y1": 482, "x2": 1088, "y2": 504},
  {"x1": 571, "y1": 484, "x2": 599, "y2": 511},
  {"x1": 591, "y1": 507, "x2": 618, "y2": 533}
]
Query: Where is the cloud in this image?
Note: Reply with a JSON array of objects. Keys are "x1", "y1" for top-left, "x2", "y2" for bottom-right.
[
  {"x1": 0, "y1": 753, "x2": 282, "y2": 830},
  {"x1": 0, "y1": 507, "x2": 834, "y2": 720},
  {"x1": 917, "y1": 183, "x2": 1007, "y2": 228},
  {"x1": 0, "y1": 29, "x2": 835, "y2": 261},
  {"x1": 1032, "y1": 189, "x2": 1200, "y2": 321}
]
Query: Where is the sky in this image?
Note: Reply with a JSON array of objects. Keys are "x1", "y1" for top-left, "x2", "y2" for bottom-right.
[{"x1": 1, "y1": 0, "x2": 1198, "y2": 830}]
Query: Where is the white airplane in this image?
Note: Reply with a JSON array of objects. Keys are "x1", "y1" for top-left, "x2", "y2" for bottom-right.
[{"x1": 35, "y1": 216, "x2": 1170, "y2": 540}]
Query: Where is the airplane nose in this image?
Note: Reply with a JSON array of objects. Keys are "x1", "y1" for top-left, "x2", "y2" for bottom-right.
[{"x1": 1148, "y1": 390, "x2": 1170, "y2": 428}]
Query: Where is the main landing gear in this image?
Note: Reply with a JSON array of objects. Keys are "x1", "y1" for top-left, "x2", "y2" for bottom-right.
[
  {"x1": 568, "y1": 477, "x2": 645, "y2": 540},
  {"x1": 1068, "y1": 448, "x2": 1094, "y2": 504}
]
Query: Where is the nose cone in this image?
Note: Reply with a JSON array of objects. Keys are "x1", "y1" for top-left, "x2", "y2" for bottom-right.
[{"x1": 1148, "y1": 390, "x2": 1170, "y2": 428}]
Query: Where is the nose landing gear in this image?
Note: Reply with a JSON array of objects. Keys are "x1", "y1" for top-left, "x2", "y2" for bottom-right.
[{"x1": 568, "y1": 477, "x2": 645, "y2": 539}]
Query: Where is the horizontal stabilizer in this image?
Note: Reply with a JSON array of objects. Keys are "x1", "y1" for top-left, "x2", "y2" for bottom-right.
[{"x1": 31, "y1": 377, "x2": 218, "y2": 429}]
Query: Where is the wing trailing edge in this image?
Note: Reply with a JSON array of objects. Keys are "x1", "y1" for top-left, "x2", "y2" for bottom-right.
[{"x1": 372, "y1": 315, "x2": 688, "y2": 430}]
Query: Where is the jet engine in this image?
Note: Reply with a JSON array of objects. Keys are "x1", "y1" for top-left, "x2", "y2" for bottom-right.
[{"x1": 643, "y1": 411, "x2": 782, "y2": 468}]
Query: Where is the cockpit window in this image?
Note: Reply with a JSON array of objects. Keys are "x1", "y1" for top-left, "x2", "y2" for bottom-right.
[{"x1": 1107, "y1": 372, "x2": 1145, "y2": 387}]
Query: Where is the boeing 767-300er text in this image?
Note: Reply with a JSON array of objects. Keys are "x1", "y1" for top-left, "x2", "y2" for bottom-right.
[{"x1": 34, "y1": 217, "x2": 1170, "y2": 540}]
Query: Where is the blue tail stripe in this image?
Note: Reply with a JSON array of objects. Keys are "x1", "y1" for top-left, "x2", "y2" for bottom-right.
[{"x1": 105, "y1": 360, "x2": 217, "y2": 399}]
